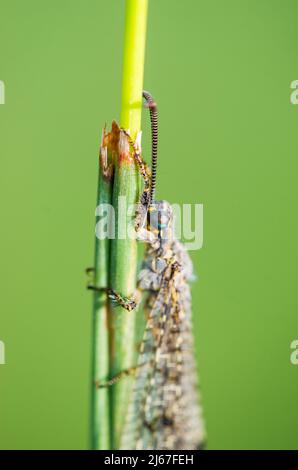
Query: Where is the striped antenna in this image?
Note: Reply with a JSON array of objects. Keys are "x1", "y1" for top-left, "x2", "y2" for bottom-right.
[{"x1": 142, "y1": 90, "x2": 158, "y2": 202}]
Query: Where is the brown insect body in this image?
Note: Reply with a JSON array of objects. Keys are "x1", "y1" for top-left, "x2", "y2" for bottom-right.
[{"x1": 89, "y1": 91, "x2": 206, "y2": 450}]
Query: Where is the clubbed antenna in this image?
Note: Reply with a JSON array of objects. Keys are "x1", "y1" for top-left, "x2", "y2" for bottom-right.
[{"x1": 142, "y1": 90, "x2": 158, "y2": 202}]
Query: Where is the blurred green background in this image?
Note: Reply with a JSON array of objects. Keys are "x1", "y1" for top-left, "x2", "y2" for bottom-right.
[{"x1": 1, "y1": 0, "x2": 298, "y2": 450}]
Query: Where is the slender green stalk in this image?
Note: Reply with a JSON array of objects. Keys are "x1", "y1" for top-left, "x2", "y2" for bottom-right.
[
  {"x1": 121, "y1": 0, "x2": 149, "y2": 138},
  {"x1": 91, "y1": 128, "x2": 116, "y2": 450},
  {"x1": 110, "y1": 0, "x2": 148, "y2": 449}
]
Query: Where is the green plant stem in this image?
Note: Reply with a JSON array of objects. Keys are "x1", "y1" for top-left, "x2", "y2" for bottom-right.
[
  {"x1": 110, "y1": 0, "x2": 148, "y2": 449},
  {"x1": 90, "y1": 134, "x2": 114, "y2": 450},
  {"x1": 121, "y1": 0, "x2": 149, "y2": 138}
]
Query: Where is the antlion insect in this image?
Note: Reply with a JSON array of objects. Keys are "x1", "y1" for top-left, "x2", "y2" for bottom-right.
[{"x1": 89, "y1": 91, "x2": 206, "y2": 450}]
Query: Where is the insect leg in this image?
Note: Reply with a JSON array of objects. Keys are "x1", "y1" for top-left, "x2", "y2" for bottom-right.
[
  {"x1": 121, "y1": 128, "x2": 151, "y2": 228},
  {"x1": 85, "y1": 267, "x2": 95, "y2": 274},
  {"x1": 87, "y1": 284, "x2": 144, "y2": 312},
  {"x1": 121, "y1": 128, "x2": 151, "y2": 193},
  {"x1": 87, "y1": 285, "x2": 138, "y2": 312},
  {"x1": 95, "y1": 366, "x2": 137, "y2": 388},
  {"x1": 95, "y1": 362, "x2": 147, "y2": 388}
]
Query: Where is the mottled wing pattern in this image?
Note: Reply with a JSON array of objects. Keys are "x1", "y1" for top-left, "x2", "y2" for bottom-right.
[
  {"x1": 120, "y1": 234, "x2": 205, "y2": 450},
  {"x1": 120, "y1": 280, "x2": 166, "y2": 449},
  {"x1": 154, "y1": 247, "x2": 205, "y2": 450}
]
